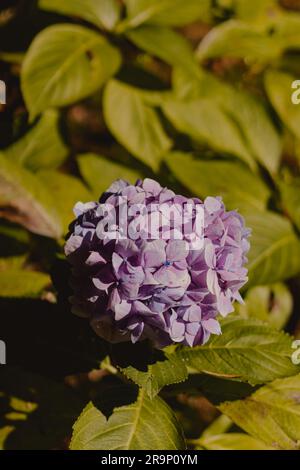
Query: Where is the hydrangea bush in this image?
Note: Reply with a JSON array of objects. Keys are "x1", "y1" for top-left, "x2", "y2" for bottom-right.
[{"x1": 65, "y1": 179, "x2": 250, "y2": 348}]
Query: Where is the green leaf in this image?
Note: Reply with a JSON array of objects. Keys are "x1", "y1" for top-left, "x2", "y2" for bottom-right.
[
  {"x1": 279, "y1": 178, "x2": 300, "y2": 231},
  {"x1": 0, "y1": 270, "x2": 51, "y2": 299},
  {"x1": 39, "y1": 0, "x2": 121, "y2": 31},
  {"x1": 220, "y1": 374, "x2": 300, "y2": 450},
  {"x1": 103, "y1": 80, "x2": 172, "y2": 171},
  {"x1": 4, "y1": 110, "x2": 68, "y2": 171},
  {"x1": 196, "y1": 20, "x2": 280, "y2": 63},
  {"x1": 273, "y1": 12, "x2": 300, "y2": 50},
  {"x1": 178, "y1": 316, "x2": 300, "y2": 385},
  {"x1": 234, "y1": 0, "x2": 279, "y2": 25},
  {"x1": 173, "y1": 67, "x2": 282, "y2": 174},
  {"x1": 0, "y1": 257, "x2": 25, "y2": 272},
  {"x1": 0, "y1": 52, "x2": 24, "y2": 64},
  {"x1": 70, "y1": 390, "x2": 186, "y2": 450},
  {"x1": 77, "y1": 153, "x2": 142, "y2": 199},
  {"x1": 246, "y1": 210, "x2": 300, "y2": 286},
  {"x1": 0, "y1": 367, "x2": 83, "y2": 450},
  {"x1": 120, "y1": 353, "x2": 188, "y2": 399},
  {"x1": 38, "y1": 170, "x2": 93, "y2": 234},
  {"x1": 265, "y1": 70, "x2": 300, "y2": 140},
  {"x1": 196, "y1": 433, "x2": 273, "y2": 450},
  {"x1": 123, "y1": 0, "x2": 211, "y2": 29},
  {"x1": 175, "y1": 374, "x2": 257, "y2": 405},
  {"x1": 0, "y1": 427, "x2": 15, "y2": 451},
  {"x1": 237, "y1": 283, "x2": 293, "y2": 330},
  {"x1": 201, "y1": 414, "x2": 233, "y2": 438},
  {"x1": 0, "y1": 223, "x2": 29, "y2": 272},
  {"x1": 229, "y1": 91, "x2": 281, "y2": 174},
  {"x1": 22, "y1": 24, "x2": 121, "y2": 120},
  {"x1": 200, "y1": 13, "x2": 300, "y2": 63},
  {"x1": 0, "y1": 154, "x2": 62, "y2": 238},
  {"x1": 126, "y1": 25, "x2": 199, "y2": 74},
  {"x1": 165, "y1": 152, "x2": 271, "y2": 213},
  {"x1": 162, "y1": 98, "x2": 255, "y2": 168}
]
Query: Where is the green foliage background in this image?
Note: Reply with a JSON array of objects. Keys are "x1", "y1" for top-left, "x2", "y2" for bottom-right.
[{"x1": 1, "y1": 0, "x2": 300, "y2": 450}]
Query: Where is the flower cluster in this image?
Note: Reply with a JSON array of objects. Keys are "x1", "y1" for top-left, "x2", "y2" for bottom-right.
[{"x1": 65, "y1": 179, "x2": 250, "y2": 348}]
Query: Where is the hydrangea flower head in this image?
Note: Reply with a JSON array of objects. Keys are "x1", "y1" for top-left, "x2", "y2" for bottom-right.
[{"x1": 65, "y1": 179, "x2": 250, "y2": 348}]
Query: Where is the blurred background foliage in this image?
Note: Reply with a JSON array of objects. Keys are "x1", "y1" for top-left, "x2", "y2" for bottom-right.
[{"x1": 1, "y1": 0, "x2": 300, "y2": 450}]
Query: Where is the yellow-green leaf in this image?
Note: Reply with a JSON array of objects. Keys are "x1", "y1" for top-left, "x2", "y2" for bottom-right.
[
  {"x1": 0, "y1": 270, "x2": 51, "y2": 299},
  {"x1": 4, "y1": 110, "x2": 68, "y2": 171},
  {"x1": 0, "y1": 154, "x2": 62, "y2": 238},
  {"x1": 220, "y1": 374, "x2": 300, "y2": 450},
  {"x1": 103, "y1": 80, "x2": 172, "y2": 171},
  {"x1": 22, "y1": 24, "x2": 121, "y2": 120},
  {"x1": 77, "y1": 153, "x2": 142, "y2": 199},
  {"x1": 246, "y1": 210, "x2": 300, "y2": 286},
  {"x1": 70, "y1": 391, "x2": 186, "y2": 450},
  {"x1": 165, "y1": 152, "x2": 271, "y2": 213},
  {"x1": 178, "y1": 316, "x2": 300, "y2": 385},
  {"x1": 39, "y1": 0, "x2": 121, "y2": 31},
  {"x1": 38, "y1": 171, "x2": 93, "y2": 234}
]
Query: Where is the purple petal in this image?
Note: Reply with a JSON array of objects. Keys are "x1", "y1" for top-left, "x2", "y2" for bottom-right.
[
  {"x1": 115, "y1": 301, "x2": 131, "y2": 321},
  {"x1": 166, "y1": 240, "x2": 188, "y2": 262},
  {"x1": 204, "y1": 197, "x2": 222, "y2": 214},
  {"x1": 207, "y1": 269, "x2": 220, "y2": 295},
  {"x1": 170, "y1": 321, "x2": 185, "y2": 342},
  {"x1": 217, "y1": 292, "x2": 234, "y2": 317},
  {"x1": 202, "y1": 318, "x2": 221, "y2": 335},
  {"x1": 204, "y1": 243, "x2": 216, "y2": 268},
  {"x1": 142, "y1": 240, "x2": 166, "y2": 268}
]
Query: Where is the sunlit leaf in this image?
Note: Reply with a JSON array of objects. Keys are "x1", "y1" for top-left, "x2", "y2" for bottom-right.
[
  {"x1": 103, "y1": 80, "x2": 172, "y2": 171},
  {"x1": 39, "y1": 0, "x2": 121, "y2": 31},
  {"x1": 22, "y1": 24, "x2": 121, "y2": 120},
  {"x1": 196, "y1": 433, "x2": 273, "y2": 450},
  {"x1": 220, "y1": 374, "x2": 300, "y2": 450},
  {"x1": 126, "y1": 25, "x2": 199, "y2": 74},
  {"x1": 70, "y1": 391, "x2": 186, "y2": 450},
  {"x1": 273, "y1": 12, "x2": 300, "y2": 50},
  {"x1": 237, "y1": 283, "x2": 293, "y2": 330},
  {"x1": 165, "y1": 152, "x2": 271, "y2": 212},
  {"x1": 246, "y1": 210, "x2": 300, "y2": 286},
  {"x1": 200, "y1": 414, "x2": 232, "y2": 438},
  {"x1": 120, "y1": 353, "x2": 188, "y2": 399},
  {"x1": 178, "y1": 316, "x2": 300, "y2": 385},
  {"x1": 279, "y1": 177, "x2": 300, "y2": 231},
  {"x1": 173, "y1": 67, "x2": 282, "y2": 174},
  {"x1": 0, "y1": 270, "x2": 51, "y2": 299},
  {"x1": 38, "y1": 171, "x2": 92, "y2": 234},
  {"x1": 234, "y1": 0, "x2": 279, "y2": 26},
  {"x1": 77, "y1": 153, "x2": 142, "y2": 199},
  {"x1": 124, "y1": 0, "x2": 211, "y2": 29},
  {"x1": 265, "y1": 70, "x2": 300, "y2": 140},
  {"x1": 162, "y1": 96, "x2": 257, "y2": 168},
  {"x1": 196, "y1": 20, "x2": 280, "y2": 63}
]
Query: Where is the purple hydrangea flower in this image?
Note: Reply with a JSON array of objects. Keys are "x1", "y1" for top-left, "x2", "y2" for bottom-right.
[{"x1": 65, "y1": 179, "x2": 250, "y2": 348}]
